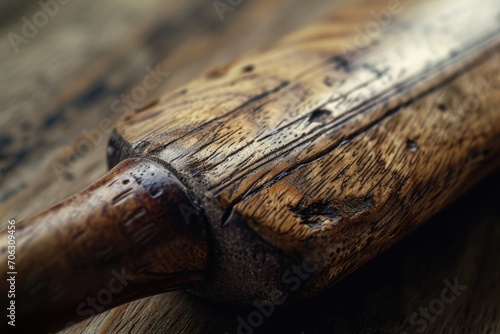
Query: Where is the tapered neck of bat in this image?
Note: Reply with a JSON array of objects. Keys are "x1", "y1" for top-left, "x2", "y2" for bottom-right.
[{"x1": 0, "y1": 157, "x2": 208, "y2": 332}]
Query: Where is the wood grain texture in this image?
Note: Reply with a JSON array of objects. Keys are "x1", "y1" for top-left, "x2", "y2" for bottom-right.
[
  {"x1": 0, "y1": 0, "x2": 498, "y2": 333},
  {"x1": 0, "y1": 158, "x2": 207, "y2": 332},
  {"x1": 111, "y1": 0, "x2": 500, "y2": 305}
]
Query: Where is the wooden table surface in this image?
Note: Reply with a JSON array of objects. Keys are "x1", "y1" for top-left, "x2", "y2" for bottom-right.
[{"x1": 0, "y1": 0, "x2": 498, "y2": 333}]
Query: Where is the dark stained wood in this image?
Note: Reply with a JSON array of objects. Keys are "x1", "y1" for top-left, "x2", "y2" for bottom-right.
[
  {"x1": 0, "y1": 0, "x2": 499, "y2": 333},
  {"x1": 111, "y1": 0, "x2": 500, "y2": 306},
  {"x1": 0, "y1": 158, "x2": 207, "y2": 332}
]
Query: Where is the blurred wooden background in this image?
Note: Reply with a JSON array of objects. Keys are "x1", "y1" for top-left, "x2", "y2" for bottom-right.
[{"x1": 0, "y1": 0, "x2": 498, "y2": 333}]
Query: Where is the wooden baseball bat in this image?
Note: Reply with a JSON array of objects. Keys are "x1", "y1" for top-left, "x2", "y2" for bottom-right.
[{"x1": 2, "y1": 0, "x2": 500, "y2": 331}]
